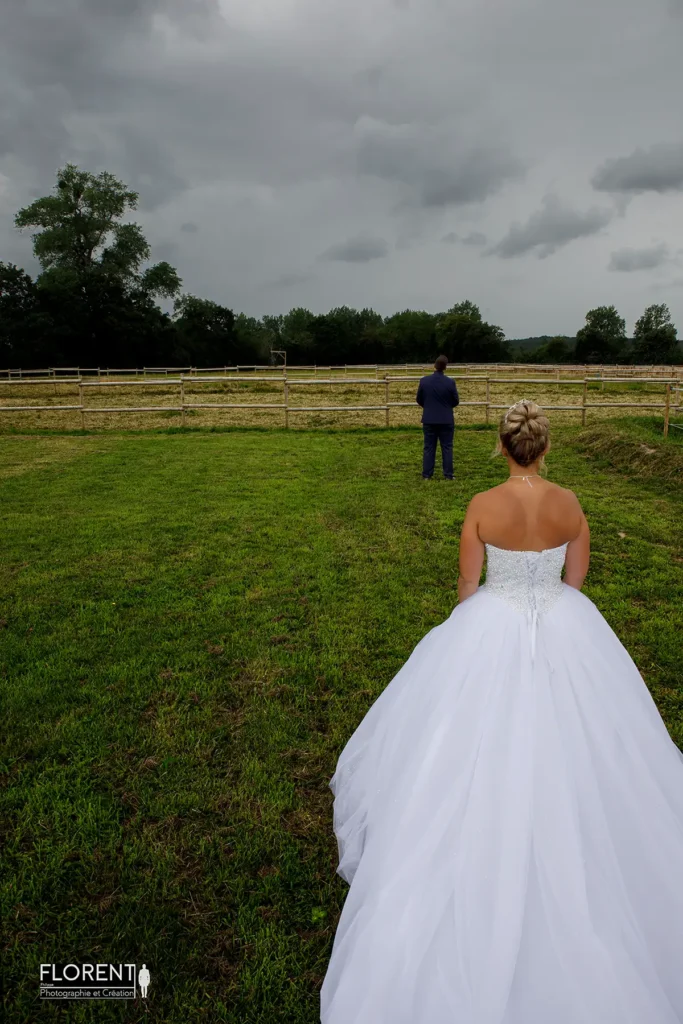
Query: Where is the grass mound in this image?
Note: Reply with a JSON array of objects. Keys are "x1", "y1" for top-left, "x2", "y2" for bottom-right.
[{"x1": 573, "y1": 420, "x2": 683, "y2": 484}]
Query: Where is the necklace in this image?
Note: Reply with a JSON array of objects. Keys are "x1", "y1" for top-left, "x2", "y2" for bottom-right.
[{"x1": 508, "y1": 473, "x2": 538, "y2": 488}]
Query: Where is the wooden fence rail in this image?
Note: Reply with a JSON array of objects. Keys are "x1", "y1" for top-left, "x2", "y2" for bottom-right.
[
  {"x1": 670, "y1": 386, "x2": 683, "y2": 433},
  {"x1": 0, "y1": 373, "x2": 680, "y2": 433},
  {"x1": 2, "y1": 362, "x2": 683, "y2": 380}
]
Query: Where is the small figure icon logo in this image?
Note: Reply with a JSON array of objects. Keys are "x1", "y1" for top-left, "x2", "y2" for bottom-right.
[{"x1": 138, "y1": 965, "x2": 151, "y2": 999}]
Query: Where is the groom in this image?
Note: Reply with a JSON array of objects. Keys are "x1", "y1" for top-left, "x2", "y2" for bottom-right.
[{"x1": 416, "y1": 355, "x2": 460, "y2": 480}]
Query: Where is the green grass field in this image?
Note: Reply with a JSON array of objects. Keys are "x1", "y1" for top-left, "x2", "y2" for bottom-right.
[{"x1": 2, "y1": 419, "x2": 683, "y2": 1023}]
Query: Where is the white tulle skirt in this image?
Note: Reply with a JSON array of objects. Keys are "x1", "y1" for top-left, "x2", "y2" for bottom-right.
[{"x1": 320, "y1": 584, "x2": 683, "y2": 1024}]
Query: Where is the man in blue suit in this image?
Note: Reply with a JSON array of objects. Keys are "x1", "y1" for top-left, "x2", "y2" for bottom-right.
[{"x1": 416, "y1": 355, "x2": 460, "y2": 480}]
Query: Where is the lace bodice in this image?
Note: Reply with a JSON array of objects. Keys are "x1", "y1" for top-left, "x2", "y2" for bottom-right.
[
  {"x1": 481, "y1": 543, "x2": 568, "y2": 615},
  {"x1": 480, "y1": 543, "x2": 568, "y2": 658}
]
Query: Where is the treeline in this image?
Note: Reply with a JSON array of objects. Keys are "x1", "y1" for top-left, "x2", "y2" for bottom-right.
[{"x1": 1, "y1": 165, "x2": 681, "y2": 370}]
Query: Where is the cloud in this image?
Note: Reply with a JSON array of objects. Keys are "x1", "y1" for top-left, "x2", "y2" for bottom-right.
[
  {"x1": 180, "y1": 221, "x2": 199, "y2": 233},
  {"x1": 461, "y1": 231, "x2": 487, "y2": 246},
  {"x1": 592, "y1": 142, "x2": 683, "y2": 195},
  {"x1": 441, "y1": 229, "x2": 487, "y2": 246},
  {"x1": 268, "y1": 271, "x2": 314, "y2": 287},
  {"x1": 1, "y1": 0, "x2": 683, "y2": 338},
  {"x1": 608, "y1": 243, "x2": 671, "y2": 272},
  {"x1": 489, "y1": 194, "x2": 614, "y2": 259},
  {"x1": 319, "y1": 236, "x2": 388, "y2": 263},
  {"x1": 355, "y1": 116, "x2": 526, "y2": 209}
]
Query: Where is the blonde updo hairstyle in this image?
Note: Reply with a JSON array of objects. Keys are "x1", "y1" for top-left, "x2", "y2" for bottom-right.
[{"x1": 496, "y1": 399, "x2": 550, "y2": 470}]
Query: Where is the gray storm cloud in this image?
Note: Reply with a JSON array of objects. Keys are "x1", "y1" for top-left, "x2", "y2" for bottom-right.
[
  {"x1": 320, "y1": 236, "x2": 389, "y2": 263},
  {"x1": 608, "y1": 244, "x2": 671, "y2": 272},
  {"x1": 490, "y1": 195, "x2": 614, "y2": 259},
  {"x1": 1, "y1": 0, "x2": 683, "y2": 335},
  {"x1": 592, "y1": 142, "x2": 683, "y2": 194},
  {"x1": 355, "y1": 117, "x2": 525, "y2": 209}
]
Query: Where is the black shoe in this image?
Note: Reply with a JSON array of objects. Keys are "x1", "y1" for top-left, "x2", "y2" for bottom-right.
[
  {"x1": 444, "y1": 476, "x2": 454, "y2": 480},
  {"x1": 421, "y1": 475, "x2": 432, "y2": 480}
]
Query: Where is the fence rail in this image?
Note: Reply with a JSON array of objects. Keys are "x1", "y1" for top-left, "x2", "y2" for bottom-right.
[
  {"x1": 0, "y1": 372, "x2": 680, "y2": 434},
  {"x1": 2, "y1": 362, "x2": 683, "y2": 380},
  {"x1": 670, "y1": 387, "x2": 683, "y2": 432}
]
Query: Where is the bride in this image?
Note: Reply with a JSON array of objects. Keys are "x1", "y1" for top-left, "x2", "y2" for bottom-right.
[{"x1": 320, "y1": 400, "x2": 683, "y2": 1024}]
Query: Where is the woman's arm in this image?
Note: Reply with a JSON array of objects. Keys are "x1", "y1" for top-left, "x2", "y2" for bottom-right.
[
  {"x1": 564, "y1": 497, "x2": 590, "y2": 590},
  {"x1": 458, "y1": 496, "x2": 486, "y2": 602}
]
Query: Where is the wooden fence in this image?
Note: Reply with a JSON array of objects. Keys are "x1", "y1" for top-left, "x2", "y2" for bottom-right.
[
  {"x1": 2, "y1": 362, "x2": 683, "y2": 380},
  {"x1": 670, "y1": 387, "x2": 683, "y2": 433},
  {"x1": 0, "y1": 373, "x2": 680, "y2": 433}
]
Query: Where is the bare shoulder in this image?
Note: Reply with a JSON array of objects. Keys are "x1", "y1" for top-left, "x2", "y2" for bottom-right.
[
  {"x1": 545, "y1": 481, "x2": 584, "y2": 508},
  {"x1": 464, "y1": 489, "x2": 492, "y2": 512}
]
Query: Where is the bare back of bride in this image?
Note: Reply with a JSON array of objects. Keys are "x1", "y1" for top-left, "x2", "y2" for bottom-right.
[{"x1": 321, "y1": 400, "x2": 683, "y2": 1024}]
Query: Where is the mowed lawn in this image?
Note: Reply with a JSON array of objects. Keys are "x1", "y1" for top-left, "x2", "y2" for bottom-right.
[{"x1": 2, "y1": 422, "x2": 683, "y2": 1024}]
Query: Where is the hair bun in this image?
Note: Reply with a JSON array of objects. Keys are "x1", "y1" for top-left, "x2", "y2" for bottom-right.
[{"x1": 498, "y1": 400, "x2": 550, "y2": 468}]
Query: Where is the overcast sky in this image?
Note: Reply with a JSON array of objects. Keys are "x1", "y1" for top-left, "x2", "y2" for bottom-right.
[{"x1": 1, "y1": 0, "x2": 683, "y2": 337}]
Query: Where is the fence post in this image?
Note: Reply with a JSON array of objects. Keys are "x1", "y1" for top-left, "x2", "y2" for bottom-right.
[
  {"x1": 385, "y1": 374, "x2": 390, "y2": 427},
  {"x1": 79, "y1": 381, "x2": 85, "y2": 430},
  {"x1": 664, "y1": 382, "x2": 671, "y2": 438},
  {"x1": 284, "y1": 376, "x2": 289, "y2": 428},
  {"x1": 581, "y1": 378, "x2": 588, "y2": 426},
  {"x1": 181, "y1": 377, "x2": 186, "y2": 427},
  {"x1": 485, "y1": 377, "x2": 490, "y2": 423}
]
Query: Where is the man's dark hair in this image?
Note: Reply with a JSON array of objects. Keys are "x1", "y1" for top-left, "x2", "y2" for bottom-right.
[{"x1": 434, "y1": 355, "x2": 448, "y2": 372}]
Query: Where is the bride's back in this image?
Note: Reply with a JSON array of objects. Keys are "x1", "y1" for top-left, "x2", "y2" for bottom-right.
[
  {"x1": 475, "y1": 478, "x2": 582, "y2": 551},
  {"x1": 459, "y1": 400, "x2": 590, "y2": 599}
]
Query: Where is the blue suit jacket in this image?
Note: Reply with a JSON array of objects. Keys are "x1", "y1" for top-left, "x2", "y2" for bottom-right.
[{"x1": 416, "y1": 371, "x2": 460, "y2": 425}]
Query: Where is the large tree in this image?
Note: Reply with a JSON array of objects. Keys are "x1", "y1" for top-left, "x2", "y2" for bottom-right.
[
  {"x1": 16, "y1": 164, "x2": 180, "y2": 296},
  {"x1": 631, "y1": 303, "x2": 680, "y2": 365},
  {"x1": 574, "y1": 305, "x2": 626, "y2": 364},
  {"x1": 14, "y1": 164, "x2": 181, "y2": 366}
]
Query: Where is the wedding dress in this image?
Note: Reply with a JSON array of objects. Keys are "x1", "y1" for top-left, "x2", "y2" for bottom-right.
[{"x1": 321, "y1": 542, "x2": 683, "y2": 1024}]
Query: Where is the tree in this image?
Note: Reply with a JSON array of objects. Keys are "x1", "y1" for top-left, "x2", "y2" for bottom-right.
[
  {"x1": 305, "y1": 306, "x2": 384, "y2": 365},
  {"x1": 435, "y1": 302, "x2": 510, "y2": 363},
  {"x1": 382, "y1": 310, "x2": 436, "y2": 363},
  {"x1": 282, "y1": 307, "x2": 316, "y2": 361},
  {"x1": 574, "y1": 305, "x2": 626, "y2": 364},
  {"x1": 631, "y1": 304, "x2": 680, "y2": 365},
  {"x1": 447, "y1": 300, "x2": 482, "y2": 322},
  {"x1": 15, "y1": 164, "x2": 180, "y2": 299},
  {"x1": 173, "y1": 296, "x2": 236, "y2": 367},
  {"x1": 525, "y1": 336, "x2": 574, "y2": 364},
  {"x1": 12, "y1": 164, "x2": 182, "y2": 367},
  {"x1": 0, "y1": 263, "x2": 42, "y2": 367},
  {"x1": 233, "y1": 314, "x2": 272, "y2": 363}
]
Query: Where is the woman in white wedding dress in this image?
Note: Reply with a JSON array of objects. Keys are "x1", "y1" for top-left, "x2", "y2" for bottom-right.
[{"x1": 320, "y1": 400, "x2": 683, "y2": 1024}]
